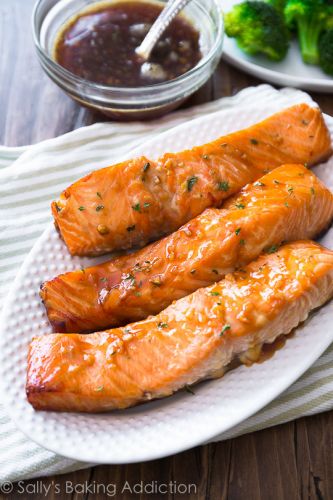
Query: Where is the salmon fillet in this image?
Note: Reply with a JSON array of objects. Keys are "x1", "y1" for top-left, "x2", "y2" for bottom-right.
[
  {"x1": 52, "y1": 104, "x2": 332, "y2": 256},
  {"x1": 27, "y1": 241, "x2": 333, "y2": 412},
  {"x1": 41, "y1": 164, "x2": 333, "y2": 333}
]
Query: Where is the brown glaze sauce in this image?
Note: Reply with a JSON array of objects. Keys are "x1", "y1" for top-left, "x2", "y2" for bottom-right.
[
  {"x1": 246, "y1": 332, "x2": 296, "y2": 367},
  {"x1": 257, "y1": 333, "x2": 294, "y2": 363},
  {"x1": 54, "y1": 1, "x2": 201, "y2": 86}
]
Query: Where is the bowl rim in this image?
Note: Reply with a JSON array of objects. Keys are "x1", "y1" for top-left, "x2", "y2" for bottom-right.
[{"x1": 32, "y1": 0, "x2": 224, "y2": 95}]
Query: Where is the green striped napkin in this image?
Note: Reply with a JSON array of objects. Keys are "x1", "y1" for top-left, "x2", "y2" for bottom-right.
[{"x1": 1, "y1": 84, "x2": 332, "y2": 483}]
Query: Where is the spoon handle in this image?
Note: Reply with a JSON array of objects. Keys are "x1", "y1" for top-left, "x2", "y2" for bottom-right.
[{"x1": 136, "y1": 0, "x2": 193, "y2": 60}]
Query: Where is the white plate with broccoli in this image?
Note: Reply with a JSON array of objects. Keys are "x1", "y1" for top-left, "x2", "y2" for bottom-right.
[{"x1": 222, "y1": 0, "x2": 333, "y2": 92}]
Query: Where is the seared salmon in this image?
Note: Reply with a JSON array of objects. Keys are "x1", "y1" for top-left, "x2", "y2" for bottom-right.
[
  {"x1": 52, "y1": 104, "x2": 332, "y2": 256},
  {"x1": 27, "y1": 241, "x2": 333, "y2": 412},
  {"x1": 42, "y1": 164, "x2": 333, "y2": 333}
]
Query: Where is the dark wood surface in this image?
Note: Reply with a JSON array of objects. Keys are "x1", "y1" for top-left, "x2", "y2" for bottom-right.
[{"x1": 1, "y1": 1, "x2": 333, "y2": 499}]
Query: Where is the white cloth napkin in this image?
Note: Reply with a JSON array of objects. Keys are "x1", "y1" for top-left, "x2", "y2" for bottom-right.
[{"x1": 1, "y1": 84, "x2": 333, "y2": 484}]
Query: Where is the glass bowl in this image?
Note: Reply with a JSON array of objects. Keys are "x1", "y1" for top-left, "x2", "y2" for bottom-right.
[{"x1": 32, "y1": 0, "x2": 224, "y2": 120}]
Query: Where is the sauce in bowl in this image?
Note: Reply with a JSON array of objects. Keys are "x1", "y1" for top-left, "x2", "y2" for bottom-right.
[{"x1": 54, "y1": 1, "x2": 202, "y2": 86}]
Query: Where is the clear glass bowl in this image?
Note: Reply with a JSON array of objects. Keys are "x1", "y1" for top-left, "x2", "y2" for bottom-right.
[{"x1": 32, "y1": 0, "x2": 224, "y2": 120}]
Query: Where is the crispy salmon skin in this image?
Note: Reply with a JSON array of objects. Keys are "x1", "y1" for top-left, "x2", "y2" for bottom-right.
[
  {"x1": 52, "y1": 104, "x2": 332, "y2": 256},
  {"x1": 28, "y1": 241, "x2": 333, "y2": 413},
  {"x1": 42, "y1": 164, "x2": 333, "y2": 333}
]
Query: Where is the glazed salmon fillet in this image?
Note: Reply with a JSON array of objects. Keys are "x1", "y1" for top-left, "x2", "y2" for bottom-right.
[
  {"x1": 52, "y1": 104, "x2": 332, "y2": 256},
  {"x1": 41, "y1": 164, "x2": 333, "y2": 333},
  {"x1": 27, "y1": 241, "x2": 333, "y2": 412}
]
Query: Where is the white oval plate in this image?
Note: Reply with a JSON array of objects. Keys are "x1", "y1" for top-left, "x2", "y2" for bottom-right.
[
  {"x1": 222, "y1": 0, "x2": 333, "y2": 93},
  {"x1": 1, "y1": 106, "x2": 333, "y2": 464}
]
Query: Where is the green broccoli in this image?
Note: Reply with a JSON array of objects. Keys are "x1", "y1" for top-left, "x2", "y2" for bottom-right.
[
  {"x1": 284, "y1": 0, "x2": 333, "y2": 65},
  {"x1": 264, "y1": 0, "x2": 286, "y2": 12},
  {"x1": 225, "y1": 1, "x2": 289, "y2": 62},
  {"x1": 319, "y1": 29, "x2": 333, "y2": 75}
]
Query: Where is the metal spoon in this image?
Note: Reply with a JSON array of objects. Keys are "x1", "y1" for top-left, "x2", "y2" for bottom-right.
[{"x1": 136, "y1": 0, "x2": 193, "y2": 63}]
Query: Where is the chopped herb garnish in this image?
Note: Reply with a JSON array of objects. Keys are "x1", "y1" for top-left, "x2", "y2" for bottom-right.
[
  {"x1": 124, "y1": 273, "x2": 135, "y2": 286},
  {"x1": 250, "y1": 138, "x2": 259, "y2": 145},
  {"x1": 235, "y1": 227, "x2": 241, "y2": 236},
  {"x1": 95, "y1": 386, "x2": 104, "y2": 392},
  {"x1": 273, "y1": 180, "x2": 280, "y2": 185},
  {"x1": 266, "y1": 245, "x2": 279, "y2": 254},
  {"x1": 142, "y1": 162, "x2": 151, "y2": 181},
  {"x1": 285, "y1": 202, "x2": 289, "y2": 208},
  {"x1": 96, "y1": 205, "x2": 104, "y2": 212},
  {"x1": 134, "y1": 291, "x2": 141, "y2": 297},
  {"x1": 287, "y1": 186, "x2": 294, "y2": 194},
  {"x1": 240, "y1": 239, "x2": 245, "y2": 246},
  {"x1": 235, "y1": 203, "x2": 245, "y2": 210},
  {"x1": 187, "y1": 176, "x2": 198, "y2": 192},
  {"x1": 220, "y1": 324, "x2": 231, "y2": 336},
  {"x1": 190, "y1": 269, "x2": 196, "y2": 274},
  {"x1": 97, "y1": 192, "x2": 102, "y2": 199},
  {"x1": 210, "y1": 291, "x2": 220, "y2": 296},
  {"x1": 202, "y1": 154, "x2": 209, "y2": 160},
  {"x1": 127, "y1": 225, "x2": 136, "y2": 232},
  {"x1": 143, "y1": 202, "x2": 151, "y2": 208},
  {"x1": 218, "y1": 181, "x2": 229, "y2": 192},
  {"x1": 78, "y1": 206, "x2": 85, "y2": 211},
  {"x1": 184, "y1": 385, "x2": 195, "y2": 395},
  {"x1": 100, "y1": 277, "x2": 107, "y2": 283},
  {"x1": 212, "y1": 269, "x2": 218, "y2": 274},
  {"x1": 158, "y1": 322, "x2": 168, "y2": 329},
  {"x1": 255, "y1": 181, "x2": 265, "y2": 187},
  {"x1": 132, "y1": 203, "x2": 141, "y2": 212},
  {"x1": 310, "y1": 187, "x2": 315, "y2": 195}
]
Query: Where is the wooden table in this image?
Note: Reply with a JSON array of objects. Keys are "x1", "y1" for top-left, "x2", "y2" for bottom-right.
[{"x1": 1, "y1": 1, "x2": 333, "y2": 499}]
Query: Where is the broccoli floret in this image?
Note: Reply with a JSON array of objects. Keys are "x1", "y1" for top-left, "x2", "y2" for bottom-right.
[
  {"x1": 284, "y1": 0, "x2": 333, "y2": 65},
  {"x1": 319, "y1": 29, "x2": 333, "y2": 75},
  {"x1": 225, "y1": 1, "x2": 289, "y2": 62},
  {"x1": 264, "y1": 0, "x2": 286, "y2": 12}
]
